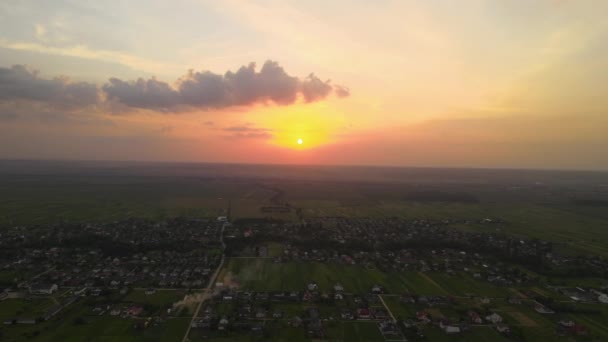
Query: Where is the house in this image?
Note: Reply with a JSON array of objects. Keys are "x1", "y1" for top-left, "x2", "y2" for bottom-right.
[
  {"x1": 357, "y1": 308, "x2": 371, "y2": 320},
  {"x1": 29, "y1": 283, "x2": 58, "y2": 295},
  {"x1": 598, "y1": 294, "x2": 608, "y2": 304},
  {"x1": 334, "y1": 283, "x2": 344, "y2": 292},
  {"x1": 496, "y1": 324, "x2": 510, "y2": 334},
  {"x1": 479, "y1": 297, "x2": 491, "y2": 304},
  {"x1": 559, "y1": 319, "x2": 575, "y2": 327},
  {"x1": 127, "y1": 304, "x2": 144, "y2": 316},
  {"x1": 218, "y1": 317, "x2": 229, "y2": 330},
  {"x1": 289, "y1": 316, "x2": 302, "y2": 327},
  {"x1": 255, "y1": 309, "x2": 266, "y2": 319},
  {"x1": 307, "y1": 282, "x2": 318, "y2": 291},
  {"x1": 468, "y1": 311, "x2": 483, "y2": 324},
  {"x1": 400, "y1": 295, "x2": 416, "y2": 304},
  {"x1": 402, "y1": 319, "x2": 416, "y2": 328},
  {"x1": 340, "y1": 309, "x2": 354, "y2": 320},
  {"x1": 440, "y1": 321, "x2": 461, "y2": 334},
  {"x1": 534, "y1": 304, "x2": 555, "y2": 314},
  {"x1": 416, "y1": 311, "x2": 431, "y2": 324},
  {"x1": 379, "y1": 320, "x2": 399, "y2": 335},
  {"x1": 371, "y1": 285, "x2": 383, "y2": 294},
  {"x1": 485, "y1": 312, "x2": 503, "y2": 324}
]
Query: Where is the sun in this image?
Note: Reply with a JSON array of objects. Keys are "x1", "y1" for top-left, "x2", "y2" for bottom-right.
[{"x1": 297, "y1": 138, "x2": 303, "y2": 145}]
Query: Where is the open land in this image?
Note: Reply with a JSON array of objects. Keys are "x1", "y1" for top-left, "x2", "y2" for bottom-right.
[{"x1": 1, "y1": 160, "x2": 608, "y2": 341}]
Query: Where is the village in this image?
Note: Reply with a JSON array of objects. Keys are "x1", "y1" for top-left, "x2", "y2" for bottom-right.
[{"x1": 2, "y1": 216, "x2": 608, "y2": 341}]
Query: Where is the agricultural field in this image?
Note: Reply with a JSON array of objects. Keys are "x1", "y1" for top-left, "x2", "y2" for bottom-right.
[
  {"x1": 122, "y1": 290, "x2": 186, "y2": 314},
  {"x1": 218, "y1": 258, "x2": 454, "y2": 294},
  {"x1": 217, "y1": 258, "x2": 529, "y2": 299},
  {"x1": 2, "y1": 161, "x2": 608, "y2": 258},
  {"x1": 0, "y1": 298, "x2": 57, "y2": 321},
  {"x1": 0, "y1": 298, "x2": 191, "y2": 342}
]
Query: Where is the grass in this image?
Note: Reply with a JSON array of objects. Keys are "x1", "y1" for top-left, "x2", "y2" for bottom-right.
[
  {"x1": 425, "y1": 272, "x2": 512, "y2": 297},
  {"x1": 327, "y1": 321, "x2": 385, "y2": 341},
  {"x1": 0, "y1": 298, "x2": 191, "y2": 342},
  {"x1": 293, "y1": 199, "x2": 608, "y2": 258},
  {"x1": 122, "y1": 290, "x2": 185, "y2": 313},
  {"x1": 219, "y1": 258, "x2": 448, "y2": 294},
  {"x1": 0, "y1": 298, "x2": 56, "y2": 320}
]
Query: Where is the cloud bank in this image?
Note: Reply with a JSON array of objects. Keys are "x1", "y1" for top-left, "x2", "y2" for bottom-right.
[
  {"x1": 0, "y1": 61, "x2": 349, "y2": 116},
  {"x1": 0, "y1": 65, "x2": 98, "y2": 109},
  {"x1": 104, "y1": 61, "x2": 345, "y2": 111}
]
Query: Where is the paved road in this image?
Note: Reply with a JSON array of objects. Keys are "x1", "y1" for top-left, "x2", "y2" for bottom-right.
[{"x1": 181, "y1": 222, "x2": 227, "y2": 342}]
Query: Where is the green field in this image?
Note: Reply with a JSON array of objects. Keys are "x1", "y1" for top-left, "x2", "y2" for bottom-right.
[
  {"x1": 219, "y1": 258, "x2": 453, "y2": 294},
  {"x1": 0, "y1": 298, "x2": 56, "y2": 320},
  {"x1": 425, "y1": 272, "x2": 512, "y2": 297},
  {"x1": 3, "y1": 163, "x2": 608, "y2": 258},
  {"x1": 219, "y1": 258, "x2": 521, "y2": 298},
  {"x1": 123, "y1": 290, "x2": 185, "y2": 307},
  {"x1": 0, "y1": 299, "x2": 191, "y2": 342}
]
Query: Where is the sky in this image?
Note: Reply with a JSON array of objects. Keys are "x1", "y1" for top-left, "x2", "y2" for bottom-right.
[{"x1": 0, "y1": 0, "x2": 607, "y2": 170}]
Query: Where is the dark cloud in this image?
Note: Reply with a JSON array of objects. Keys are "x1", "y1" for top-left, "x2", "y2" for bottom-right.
[
  {"x1": 0, "y1": 61, "x2": 350, "y2": 116},
  {"x1": 0, "y1": 65, "x2": 99, "y2": 109},
  {"x1": 103, "y1": 60, "x2": 348, "y2": 111},
  {"x1": 222, "y1": 125, "x2": 273, "y2": 139},
  {"x1": 301, "y1": 73, "x2": 332, "y2": 102},
  {"x1": 334, "y1": 85, "x2": 351, "y2": 98},
  {"x1": 103, "y1": 77, "x2": 179, "y2": 110}
]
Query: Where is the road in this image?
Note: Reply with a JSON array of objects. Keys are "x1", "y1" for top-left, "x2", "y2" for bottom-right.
[{"x1": 181, "y1": 221, "x2": 227, "y2": 342}]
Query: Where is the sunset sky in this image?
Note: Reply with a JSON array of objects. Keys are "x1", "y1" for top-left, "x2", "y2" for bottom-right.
[{"x1": 1, "y1": 0, "x2": 607, "y2": 169}]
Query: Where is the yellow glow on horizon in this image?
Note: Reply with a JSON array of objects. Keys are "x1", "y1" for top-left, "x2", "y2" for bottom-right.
[{"x1": 248, "y1": 100, "x2": 348, "y2": 150}]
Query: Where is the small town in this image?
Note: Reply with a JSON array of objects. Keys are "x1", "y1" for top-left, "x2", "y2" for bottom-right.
[{"x1": 2, "y1": 216, "x2": 607, "y2": 341}]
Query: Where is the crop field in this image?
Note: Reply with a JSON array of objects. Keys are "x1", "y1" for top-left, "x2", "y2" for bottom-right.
[
  {"x1": 218, "y1": 258, "x2": 452, "y2": 295},
  {"x1": 230, "y1": 199, "x2": 299, "y2": 222},
  {"x1": 424, "y1": 272, "x2": 512, "y2": 298},
  {"x1": 2, "y1": 161, "x2": 608, "y2": 258},
  {"x1": 0, "y1": 298, "x2": 191, "y2": 342},
  {"x1": 0, "y1": 298, "x2": 56, "y2": 320},
  {"x1": 292, "y1": 199, "x2": 608, "y2": 257},
  {"x1": 123, "y1": 290, "x2": 185, "y2": 310}
]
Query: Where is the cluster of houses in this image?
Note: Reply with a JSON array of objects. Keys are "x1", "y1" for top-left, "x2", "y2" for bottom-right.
[
  {"x1": 1, "y1": 218, "x2": 224, "y2": 291},
  {"x1": 554, "y1": 286, "x2": 608, "y2": 304},
  {"x1": 228, "y1": 216, "x2": 608, "y2": 289}
]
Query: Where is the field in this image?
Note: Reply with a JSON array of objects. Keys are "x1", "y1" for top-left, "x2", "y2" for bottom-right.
[
  {"x1": 2, "y1": 161, "x2": 608, "y2": 257},
  {"x1": 217, "y1": 258, "x2": 520, "y2": 298},
  {"x1": 0, "y1": 298, "x2": 191, "y2": 342}
]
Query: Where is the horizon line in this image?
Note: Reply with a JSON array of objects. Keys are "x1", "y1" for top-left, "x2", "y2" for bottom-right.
[{"x1": 2, "y1": 157, "x2": 607, "y2": 174}]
